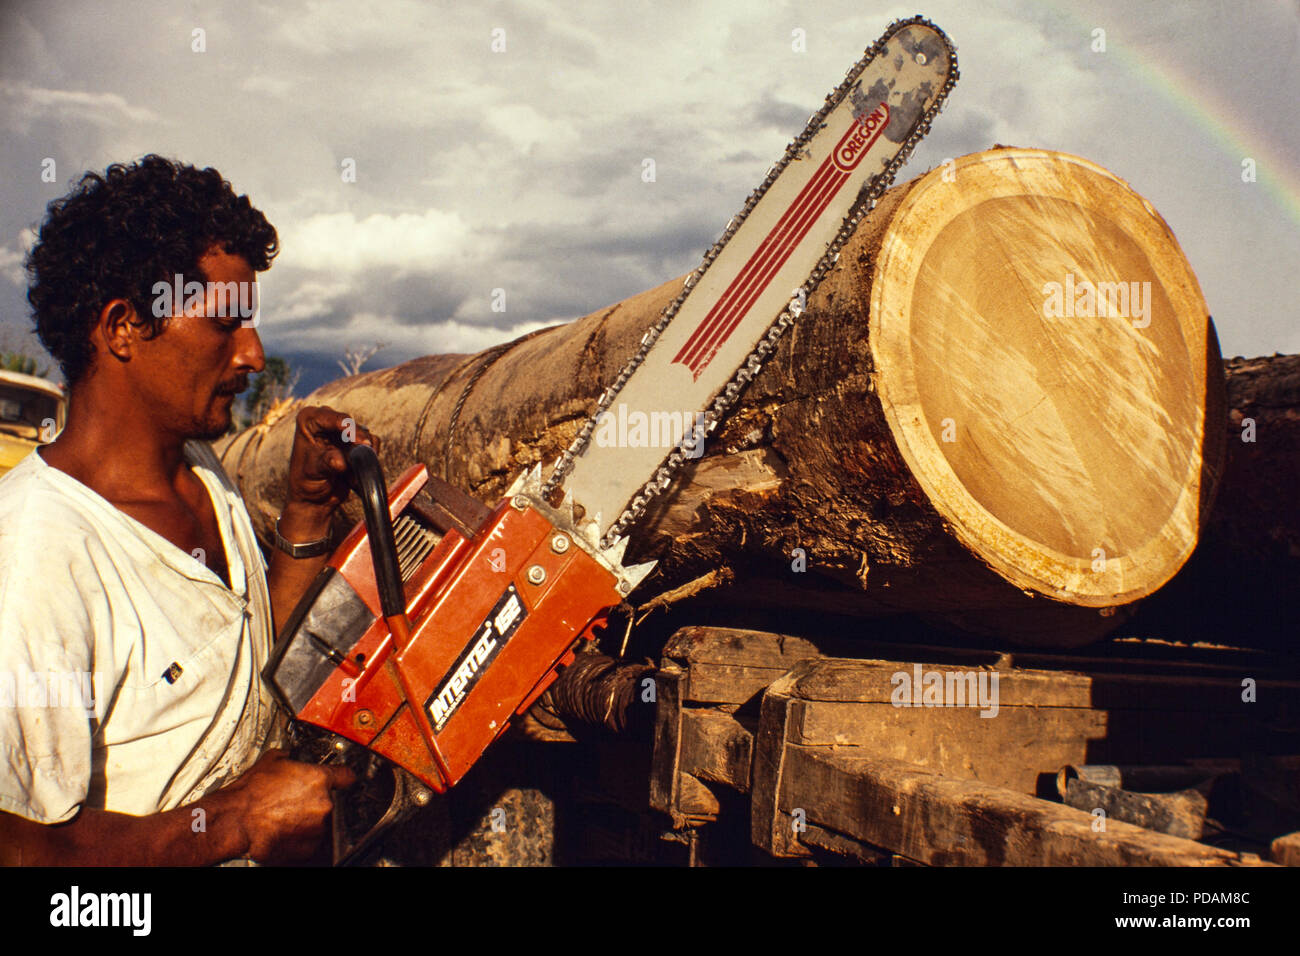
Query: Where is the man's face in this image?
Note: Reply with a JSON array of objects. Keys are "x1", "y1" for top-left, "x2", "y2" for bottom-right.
[{"x1": 131, "y1": 246, "x2": 266, "y2": 441}]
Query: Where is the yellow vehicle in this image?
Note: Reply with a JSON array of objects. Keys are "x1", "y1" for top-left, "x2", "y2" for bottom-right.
[{"x1": 0, "y1": 370, "x2": 66, "y2": 476}]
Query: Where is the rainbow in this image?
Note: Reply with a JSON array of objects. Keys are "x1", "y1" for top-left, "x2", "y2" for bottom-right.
[{"x1": 1048, "y1": 5, "x2": 1300, "y2": 228}]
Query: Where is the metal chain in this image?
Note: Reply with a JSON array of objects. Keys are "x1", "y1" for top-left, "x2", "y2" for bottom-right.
[
  {"x1": 435, "y1": 325, "x2": 557, "y2": 480},
  {"x1": 442, "y1": 342, "x2": 514, "y2": 479},
  {"x1": 539, "y1": 16, "x2": 960, "y2": 548}
]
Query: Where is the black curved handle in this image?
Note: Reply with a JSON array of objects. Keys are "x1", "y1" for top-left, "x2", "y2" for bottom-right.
[{"x1": 348, "y1": 443, "x2": 405, "y2": 620}]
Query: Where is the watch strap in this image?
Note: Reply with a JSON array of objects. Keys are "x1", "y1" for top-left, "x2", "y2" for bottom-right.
[{"x1": 273, "y1": 516, "x2": 333, "y2": 558}]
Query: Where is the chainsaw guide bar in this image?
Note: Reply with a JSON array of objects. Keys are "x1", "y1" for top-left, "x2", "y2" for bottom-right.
[{"x1": 544, "y1": 16, "x2": 958, "y2": 547}]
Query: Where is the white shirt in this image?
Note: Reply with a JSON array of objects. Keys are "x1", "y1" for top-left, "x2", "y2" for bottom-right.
[{"x1": 0, "y1": 440, "x2": 284, "y2": 823}]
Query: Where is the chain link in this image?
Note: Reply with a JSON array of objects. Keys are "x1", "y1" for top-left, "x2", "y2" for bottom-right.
[{"x1": 539, "y1": 17, "x2": 960, "y2": 548}]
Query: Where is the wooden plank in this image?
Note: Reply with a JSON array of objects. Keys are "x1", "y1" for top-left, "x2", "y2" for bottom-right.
[
  {"x1": 679, "y1": 709, "x2": 754, "y2": 793},
  {"x1": 794, "y1": 700, "x2": 1290, "y2": 791},
  {"x1": 659, "y1": 627, "x2": 826, "y2": 705},
  {"x1": 663, "y1": 626, "x2": 822, "y2": 669},
  {"x1": 776, "y1": 747, "x2": 1272, "y2": 867},
  {"x1": 666, "y1": 626, "x2": 1287, "y2": 680},
  {"x1": 664, "y1": 626, "x2": 1300, "y2": 710},
  {"x1": 750, "y1": 673, "x2": 812, "y2": 858},
  {"x1": 685, "y1": 663, "x2": 797, "y2": 705},
  {"x1": 648, "y1": 669, "x2": 726, "y2": 826},
  {"x1": 781, "y1": 657, "x2": 1300, "y2": 713},
  {"x1": 799, "y1": 821, "x2": 892, "y2": 865},
  {"x1": 779, "y1": 656, "x2": 1295, "y2": 791},
  {"x1": 677, "y1": 774, "x2": 721, "y2": 818},
  {"x1": 793, "y1": 700, "x2": 1103, "y2": 794},
  {"x1": 671, "y1": 632, "x2": 1300, "y2": 864},
  {"x1": 648, "y1": 666, "x2": 684, "y2": 818},
  {"x1": 783, "y1": 656, "x2": 1065, "y2": 704}
]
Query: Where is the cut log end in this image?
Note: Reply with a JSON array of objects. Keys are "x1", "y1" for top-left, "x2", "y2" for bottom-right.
[{"x1": 869, "y1": 149, "x2": 1223, "y2": 607}]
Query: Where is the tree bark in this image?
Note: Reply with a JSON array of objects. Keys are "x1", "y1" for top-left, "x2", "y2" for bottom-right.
[
  {"x1": 218, "y1": 148, "x2": 1226, "y2": 648},
  {"x1": 1129, "y1": 353, "x2": 1300, "y2": 648}
]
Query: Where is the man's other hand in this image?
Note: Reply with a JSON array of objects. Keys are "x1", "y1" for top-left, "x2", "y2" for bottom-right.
[
  {"x1": 223, "y1": 748, "x2": 356, "y2": 864},
  {"x1": 0, "y1": 748, "x2": 355, "y2": 867}
]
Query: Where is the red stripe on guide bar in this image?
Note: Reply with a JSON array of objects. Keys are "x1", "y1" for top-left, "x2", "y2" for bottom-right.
[
  {"x1": 677, "y1": 162, "x2": 847, "y2": 373},
  {"x1": 672, "y1": 102, "x2": 890, "y2": 379}
]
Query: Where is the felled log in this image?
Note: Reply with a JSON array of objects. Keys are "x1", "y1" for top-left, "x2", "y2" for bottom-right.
[{"x1": 218, "y1": 148, "x2": 1224, "y2": 647}]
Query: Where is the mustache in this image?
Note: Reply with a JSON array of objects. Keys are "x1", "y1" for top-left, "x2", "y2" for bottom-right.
[{"x1": 217, "y1": 377, "x2": 249, "y2": 395}]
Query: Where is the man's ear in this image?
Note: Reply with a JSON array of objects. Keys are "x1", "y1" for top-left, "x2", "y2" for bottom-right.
[{"x1": 97, "y1": 298, "x2": 146, "y2": 362}]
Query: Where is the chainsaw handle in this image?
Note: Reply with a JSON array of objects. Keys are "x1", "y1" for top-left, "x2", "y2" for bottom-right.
[
  {"x1": 347, "y1": 443, "x2": 406, "y2": 621},
  {"x1": 332, "y1": 766, "x2": 431, "y2": 866}
]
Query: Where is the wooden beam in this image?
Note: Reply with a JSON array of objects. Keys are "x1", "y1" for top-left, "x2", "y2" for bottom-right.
[
  {"x1": 751, "y1": 678, "x2": 813, "y2": 859},
  {"x1": 750, "y1": 661, "x2": 1283, "y2": 864},
  {"x1": 754, "y1": 654, "x2": 1300, "y2": 795},
  {"x1": 664, "y1": 628, "x2": 1300, "y2": 863},
  {"x1": 679, "y1": 710, "x2": 753, "y2": 793},
  {"x1": 663, "y1": 627, "x2": 824, "y2": 705},
  {"x1": 648, "y1": 665, "x2": 685, "y2": 820},
  {"x1": 774, "y1": 747, "x2": 1271, "y2": 867}
]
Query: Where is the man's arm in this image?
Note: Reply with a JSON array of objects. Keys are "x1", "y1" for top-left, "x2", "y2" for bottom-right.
[
  {"x1": 0, "y1": 749, "x2": 353, "y2": 866},
  {"x1": 266, "y1": 500, "x2": 335, "y2": 635},
  {"x1": 264, "y1": 406, "x2": 377, "y2": 634}
]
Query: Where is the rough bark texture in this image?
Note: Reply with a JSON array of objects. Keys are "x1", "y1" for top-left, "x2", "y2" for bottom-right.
[
  {"x1": 1130, "y1": 353, "x2": 1300, "y2": 648},
  {"x1": 217, "y1": 152, "x2": 1232, "y2": 649}
]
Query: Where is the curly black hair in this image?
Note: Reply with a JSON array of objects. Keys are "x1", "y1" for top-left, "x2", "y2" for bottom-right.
[{"x1": 25, "y1": 155, "x2": 278, "y2": 385}]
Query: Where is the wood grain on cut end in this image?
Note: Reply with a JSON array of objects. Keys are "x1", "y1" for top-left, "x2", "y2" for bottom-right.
[{"x1": 870, "y1": 149, "x2": 1220, "y2": 606}]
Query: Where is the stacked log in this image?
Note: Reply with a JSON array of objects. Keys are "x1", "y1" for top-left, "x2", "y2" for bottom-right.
[{"x1": 219, "y1": 148, "x2": 1229, "y2": 648}]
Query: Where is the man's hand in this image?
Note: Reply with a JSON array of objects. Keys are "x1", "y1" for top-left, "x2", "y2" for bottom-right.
[
  {"x1": 222, "y1": 748, "x2": 356, "y2": 864},
  {"x1": 0, "y1": 750, "x2": 355, "y2": 866},
  {"x1": 285, "y1": 405, "x2": 379, "y2": 518},
  {"x1": 268, "y1": 405, "x2": 378, "y2": 633}
]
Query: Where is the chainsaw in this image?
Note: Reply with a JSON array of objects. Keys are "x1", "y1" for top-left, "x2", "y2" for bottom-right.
[{"x1": 263, "y1": 16, "x2": 958, "y2": 864}]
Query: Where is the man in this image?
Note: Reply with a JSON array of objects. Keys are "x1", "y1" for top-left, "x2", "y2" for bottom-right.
[{"x1": 0, "y1": 155, "x2": 364, "y2": 864}]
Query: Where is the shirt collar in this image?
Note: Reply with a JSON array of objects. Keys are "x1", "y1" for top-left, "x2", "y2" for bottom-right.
[{"x1": 28, "y1": 444, "x2": 249, "y2": 602}]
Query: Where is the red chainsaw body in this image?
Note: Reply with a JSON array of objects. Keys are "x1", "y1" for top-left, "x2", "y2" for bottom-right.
[{"x1": 268, "y1": 464, "x2": 622, "y2": 792}]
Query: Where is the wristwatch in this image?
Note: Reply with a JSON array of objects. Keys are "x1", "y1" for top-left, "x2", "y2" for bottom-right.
[{"x1": 273, "y1": 515, "x2": 333, "y2": 558}]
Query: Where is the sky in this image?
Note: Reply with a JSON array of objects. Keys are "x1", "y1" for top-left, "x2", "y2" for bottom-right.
[{"x1": 1, "y1": 0, "x2": 1296, "y2": 394}]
